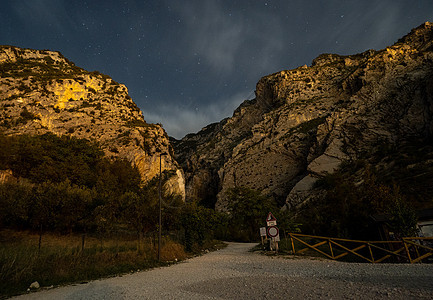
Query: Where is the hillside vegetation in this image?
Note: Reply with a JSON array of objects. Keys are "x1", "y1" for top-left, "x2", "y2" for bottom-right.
[
  {"x1": 174, "y1": 22, "x2": 433, "y2": 239},
  {"x1": 0, "y1": 133, "x2": 226, "y2": 297}
]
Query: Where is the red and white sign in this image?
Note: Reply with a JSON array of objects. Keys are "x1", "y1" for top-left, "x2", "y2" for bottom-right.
[
  {"x1": 267, "y1": 226, "x2": 279, "y2": 238},
  {"x1": 266, "y1": 212, "x2": 277, "y2": 227},
  {"x1": 266, "y1": 212, "x2": 276, "y2": 222},
  {"x1": 267, "y1": 220, "x2": 277, "y2": 227}
]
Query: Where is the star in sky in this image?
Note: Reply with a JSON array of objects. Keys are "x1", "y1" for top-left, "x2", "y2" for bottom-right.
[{"x1": 1, "y1": 0, "x2": 433, "y2": 138}]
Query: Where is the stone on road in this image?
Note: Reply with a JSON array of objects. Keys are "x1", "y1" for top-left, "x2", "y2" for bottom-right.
[{"x1": 13, "y1": 242, "x2": 433, "y2": 299}]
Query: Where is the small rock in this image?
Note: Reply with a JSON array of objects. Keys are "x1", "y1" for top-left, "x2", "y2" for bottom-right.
[{"x1": 29, "y1": 281, "x2": 40, "y2": 289}]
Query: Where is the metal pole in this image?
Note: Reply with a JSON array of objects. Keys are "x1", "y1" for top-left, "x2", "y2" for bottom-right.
[{"x1": 158, "y1": 153, "x2": 162, "y2": 261}]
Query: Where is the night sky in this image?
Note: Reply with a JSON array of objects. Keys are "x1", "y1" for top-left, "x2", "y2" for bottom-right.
[{"x1": 2, "y1": 1, "x2": 433, "y2": 138}]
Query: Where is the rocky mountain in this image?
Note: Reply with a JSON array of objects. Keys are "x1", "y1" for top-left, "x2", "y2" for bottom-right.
[
  {"x1": 174, "y1": 22, "x2": 433, "y2": 211},
  {"x1": 0, "y1": 46, "x2": 185, "y2": 198}
]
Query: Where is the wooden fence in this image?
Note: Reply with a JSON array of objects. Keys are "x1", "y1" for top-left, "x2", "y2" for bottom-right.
[{"x1": 286, "y1": 233, "x2": 433, "y2": 263}]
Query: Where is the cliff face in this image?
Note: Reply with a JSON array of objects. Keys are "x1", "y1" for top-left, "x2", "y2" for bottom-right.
[
  {"x1": 174, "y1": 22, "x2": 433, "y2": 210},
  {"x1": 0, "y1": 46, "x2": 185, "y2": 198}
]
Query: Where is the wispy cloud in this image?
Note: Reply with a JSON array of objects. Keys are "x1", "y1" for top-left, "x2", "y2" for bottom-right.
[
  {"x1": 142, "y1": 90, "x2": 252, "y2": 139},
  {"x1": 299, "y1": 1, "x2": 427, "y2": 56},
  {"x1": 11, "y1": 0, "x2": 76, "y2": 32},
  {"x1": 170, "y1": 1, "x2": 243, "y2": 73},
  {"x1": 169, "y1": 1, "x2": 285, "y2": 75},
  {"x1": 356, "y1": 3, "x2": 407, "y2": 49}
]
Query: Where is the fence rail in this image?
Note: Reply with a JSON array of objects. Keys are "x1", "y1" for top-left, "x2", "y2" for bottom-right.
[{"x1": 287, "y1": 233, "x2": 433, "y2": 263}]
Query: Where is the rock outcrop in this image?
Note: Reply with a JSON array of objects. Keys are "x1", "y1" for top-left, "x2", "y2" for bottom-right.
[
  {"x1": 0, "y1": 46, "x2": 185, "y2": 199},
  {"x1": 174, "y1": 22, "x2": 433, "y2": 211}
]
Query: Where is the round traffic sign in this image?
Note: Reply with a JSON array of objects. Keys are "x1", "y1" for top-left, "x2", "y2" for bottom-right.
[{"x1": 267, "y1": 226, "x2": 279, "y2": 238}]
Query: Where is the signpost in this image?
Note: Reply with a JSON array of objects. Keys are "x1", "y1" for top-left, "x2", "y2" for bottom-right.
[
  {"x1": 260, "y1": 227, "x2": 267, "y2": 245},
  {"x1": 265, "y1": 212, "x2": 279, "y2": 252}
]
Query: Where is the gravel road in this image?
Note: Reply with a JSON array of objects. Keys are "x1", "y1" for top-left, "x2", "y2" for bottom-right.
[{"x1": 13, "y1": 242, "x2": 433, "y2": 299}]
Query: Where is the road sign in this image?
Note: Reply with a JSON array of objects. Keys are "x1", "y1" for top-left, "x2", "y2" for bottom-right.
[
  {"x1": 260, "y1": 227, "x2": 267, "y2": 237},
  {"x1": 266, "y1": 212, "x2": 276, "y2": 222},
  {"x1": 267, "y1": 220, "x2": 277, "y2": 226},
  {"x1": 267, "y1": 226, "x2": 279, "y2": 238},
  {"x1": 266, "y1": 212, "x2": 277, "y2": 227}
]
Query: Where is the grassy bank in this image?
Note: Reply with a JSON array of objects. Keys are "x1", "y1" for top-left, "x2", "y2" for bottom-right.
[{"x1": 0, "y1": 230, "x2": 224, "y2": 298}]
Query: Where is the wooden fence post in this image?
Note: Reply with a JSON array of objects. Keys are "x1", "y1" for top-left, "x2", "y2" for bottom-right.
[
  {"x1": 368, "y1": 243, "x2": 374, "y2": 263},
  {"x1": 328, "y1": 239, "x2": 334, "y2": 259},
  {"x1": 290, "y1": 234, "x2": 295, "y2": 254},
  {"x1": 403, "y1": 239, "x2": 412, "y2": 263}
]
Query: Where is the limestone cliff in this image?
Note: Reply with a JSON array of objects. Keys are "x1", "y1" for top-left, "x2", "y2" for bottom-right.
[
  {"x1": 0, "y1": 46, "x2": 185, "y2": 199},
  {"x1": 174, "y1": 22, "x2": 433, "y2": 210}
]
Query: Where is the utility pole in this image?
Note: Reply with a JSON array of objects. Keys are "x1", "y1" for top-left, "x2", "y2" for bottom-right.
[{"x1": 158, "y1": 152, "x2": 167, "y2": 261}]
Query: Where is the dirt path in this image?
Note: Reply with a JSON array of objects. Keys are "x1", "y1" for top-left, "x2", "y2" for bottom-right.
[{"x1": 13, "y1": 242, "x2": 433, "y2": 299}]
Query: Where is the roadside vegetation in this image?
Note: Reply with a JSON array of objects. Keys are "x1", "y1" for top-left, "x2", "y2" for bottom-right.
[
  {"x1": 0, "y1": 133, "x2": 423, "y2": 297},
  {"x1": 0, "y1": 230, "x2": 186, "y2": 297},
  {"x1": 0, "y1": 133, "x2": 226, "y2": 298},
  {"x1": 297, "y1": 165, "x2": 419, "y2": 240}
]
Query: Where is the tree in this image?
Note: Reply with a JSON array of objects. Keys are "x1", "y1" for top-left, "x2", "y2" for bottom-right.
[
  {"x1": 386, "y1": 190, "x2": 418, "y2": 238},
  {"x1": 180, "y1": 202, "x2": 219, "y2": 251},
  {"x1": 54, "y1": 181, "x2": 94, "y2": 233},
  {"x1": 120, "y1": 184, "x2": 159, "y2": 251},
  {"x1": 226, "y1": 187, "x2": 277, "y2": 242},
  {"x1": 120, "y1": 191, "x2": 145, "y2": 251},
  {"x1": 297, "y1": 168, "x2": 419, "y2": 239},
  {"x1": 274, "y1": 209, "x2": 302, "y2": 238},
  {"x1": 0, "y1": 182, "x2": 32, "y2": 229}
]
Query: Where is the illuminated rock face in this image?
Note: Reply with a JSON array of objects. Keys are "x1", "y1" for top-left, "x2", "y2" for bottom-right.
[
  {"x1": 0, "y1": 45, "x2": 185, "y2": 200},
  {"x1": 174, "y1": 22, "x2": 433, "y2": 210}
]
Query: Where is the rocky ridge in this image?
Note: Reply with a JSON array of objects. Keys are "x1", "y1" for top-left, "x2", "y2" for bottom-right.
[
  {"x1": 0, "y1": 46, "x2": 185, "y2": 198},
  {"x1": 174, "y1": 22, "x2": 433, "y2": 210}
]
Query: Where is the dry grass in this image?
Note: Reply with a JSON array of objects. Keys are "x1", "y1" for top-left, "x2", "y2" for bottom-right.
[
  {"x1": 160, "y1": 240, "x2": 187, "y2": 261},
  {"x1": 0, "y1": 230, "x2": 187, "y2": 298}
]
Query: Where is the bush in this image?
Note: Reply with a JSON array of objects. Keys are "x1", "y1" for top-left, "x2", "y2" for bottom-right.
[
  {"x1": 180, "y1": 203, "x2": 224, "y2": 251},
  {"x1": 226, "y1": 187, "x2": 278, "y2": 242},
  {"x1": 296, "y1": 168, "x2": 418, "y2": 239},
  {"x1": 0, "y1": 133, "x2": 142, "y2": 235},
  {"x1": 387, "y1": 190, "x2": 418, "y2": 238}
]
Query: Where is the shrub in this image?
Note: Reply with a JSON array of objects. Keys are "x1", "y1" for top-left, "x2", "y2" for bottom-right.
[
  {"x1": 226, "y1": 187, "x2": 278, "y2": 242},
  {"x1": 180, "y1": 203, "x2": 223, "y2": 251}
]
